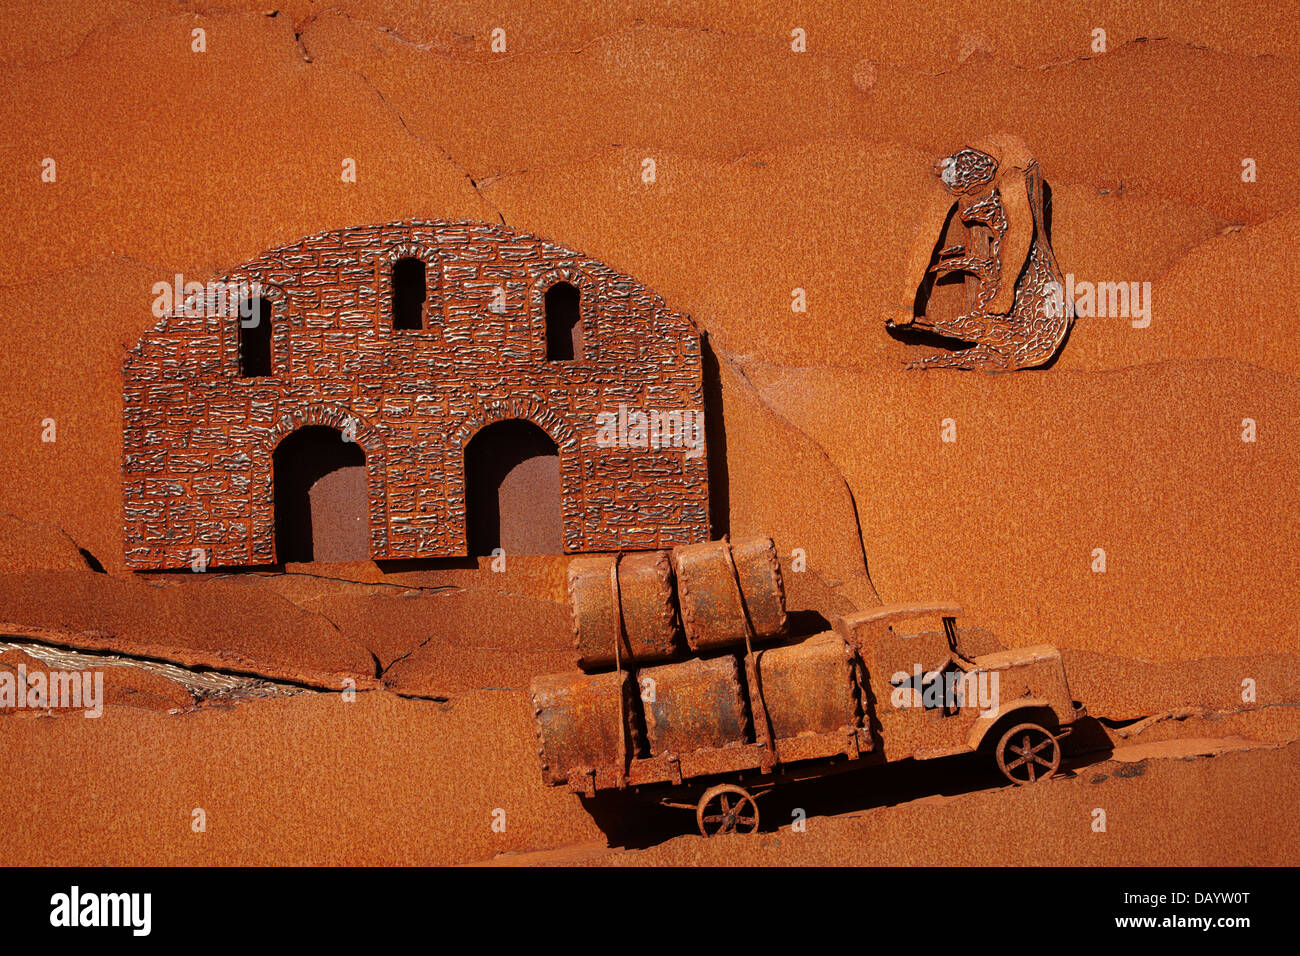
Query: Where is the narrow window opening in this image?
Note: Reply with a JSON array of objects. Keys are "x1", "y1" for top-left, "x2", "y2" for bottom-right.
[
  {"x1": 544, "y1": 281, "x2": 582, "y2": 361},
  {"x1": 238, "y1": 296, "x2": 273, "y2": 377},
  {"x1": 392, "y1": 257, "x2": 426, "y2": 330}
]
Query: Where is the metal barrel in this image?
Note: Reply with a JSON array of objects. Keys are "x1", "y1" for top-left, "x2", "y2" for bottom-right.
[
  {"x1": 673, "y1": 535, "x2": 788, "y2": 653},
  {"x1": 755, "y1": 631, "x2": 861, "y2": 741},
  {"x1": 638, "y1": 655, "x2": 751, "y2": 757},
  {"x1": 529, "y1": 669, "x2": 640, "y2": 787},
  {"x1": 568, "y1": 551, "x2": 682, "y2": 671}
]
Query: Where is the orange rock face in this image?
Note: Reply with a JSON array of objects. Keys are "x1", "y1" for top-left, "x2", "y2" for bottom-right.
[{"x1": 0, "y1": 0, "x2": 1296, "y2": 866}]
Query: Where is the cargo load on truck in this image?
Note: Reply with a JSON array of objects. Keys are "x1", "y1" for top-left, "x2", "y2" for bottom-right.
[
  {"x1": 530, "y1": 539, "x2": 1088, "y2": 837},
  {"x1": 567, "y1": 535, "x2": 788, "y2": 672}
]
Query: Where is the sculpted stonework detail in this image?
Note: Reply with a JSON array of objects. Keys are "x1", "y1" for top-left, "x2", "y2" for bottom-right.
[{"x1": 121, "y1": 220, "x2": 710, "y2": 570}]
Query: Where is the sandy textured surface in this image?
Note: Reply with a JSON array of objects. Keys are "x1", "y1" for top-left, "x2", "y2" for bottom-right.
[{"x1": 0, "y1": 0, "x2": 1297, "y2": 864}]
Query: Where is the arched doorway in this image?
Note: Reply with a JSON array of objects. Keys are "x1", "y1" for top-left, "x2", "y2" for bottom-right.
[
  {"x1": 464, "y1": 419, "x2": 562, "y2": 555},
  {"x1": 273, "y1": 426, "x2": 369, "y2": 562}
]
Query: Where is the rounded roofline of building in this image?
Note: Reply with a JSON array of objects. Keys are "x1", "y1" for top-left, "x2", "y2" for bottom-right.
[{"x1": 125, "y1": 217, "x2": 699, "y2": 358}]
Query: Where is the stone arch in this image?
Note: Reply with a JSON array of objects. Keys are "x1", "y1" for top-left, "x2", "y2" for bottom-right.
[
  {"x1": 272, "y1": 426, "x2": 368, "y2": 562},
  {"x1": 448, "y1": 395, "x2": 584, "y2": 553},
  {"x1": 464, "y1": 420, "x2": 563, "y2": 555},
  {"x1": 249, "y1": 405, "x2": 389, "y2": 563},
  {"x1": 450, "y1": 395, "x2": 579, "y2": 452}
]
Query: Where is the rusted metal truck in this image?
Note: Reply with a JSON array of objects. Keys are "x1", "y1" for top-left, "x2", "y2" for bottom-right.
[{"x1": 530, "y1": 539, "x2": 1086, "y2": 837}]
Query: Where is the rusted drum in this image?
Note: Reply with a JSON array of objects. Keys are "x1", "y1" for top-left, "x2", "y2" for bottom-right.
[
  {"x1": 639, "y1": 655, "x2": 750, "y2": 756},
  {"x1": 569, "y1": 552, "x2": 682, "y2": 671},
  {"x1": 756, "y1": 631, "x2": 861, "y2": 743},
  {"x1": 529, "y1": 669, "x2": 639, "y2": 787},
  {"x1": 673, "y1": 536, "x2": 787, "y2": 653}
]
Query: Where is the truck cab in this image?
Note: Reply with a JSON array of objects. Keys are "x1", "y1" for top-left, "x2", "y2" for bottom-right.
[{"x1": 834, "y1": 602, "x2": 1086, "y2": 783}]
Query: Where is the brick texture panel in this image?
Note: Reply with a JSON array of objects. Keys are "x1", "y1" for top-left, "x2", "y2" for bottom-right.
[{"x1": 122, "y1": 220, "x2": 709, "y2": 569}]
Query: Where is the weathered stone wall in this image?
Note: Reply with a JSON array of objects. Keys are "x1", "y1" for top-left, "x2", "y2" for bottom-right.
[{"x1": 122, "y1": 220, "x2": 708, "y2": 569}]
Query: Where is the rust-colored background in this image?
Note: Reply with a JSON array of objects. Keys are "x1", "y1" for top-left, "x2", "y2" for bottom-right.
[{"x1": 0, "y1": 1, "x2": 1297, "y2": 865}]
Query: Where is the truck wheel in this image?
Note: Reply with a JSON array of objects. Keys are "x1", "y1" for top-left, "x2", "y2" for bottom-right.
[
  {"x1": 995, "y1": 722, "x2": 1061, "y2": 785},
  {"x1": 696, "y1": 784, "x2": 760, "y2": 837}
]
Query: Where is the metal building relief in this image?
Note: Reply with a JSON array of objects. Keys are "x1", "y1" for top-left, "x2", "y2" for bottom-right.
[{"x1": 122, "y1": 219, "x2": 710, "y2": 570}]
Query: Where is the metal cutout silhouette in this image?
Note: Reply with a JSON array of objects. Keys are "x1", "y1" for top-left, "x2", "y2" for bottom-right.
[{"x1": 887, "y1": 134, "x2": 1072, "y2": 370}]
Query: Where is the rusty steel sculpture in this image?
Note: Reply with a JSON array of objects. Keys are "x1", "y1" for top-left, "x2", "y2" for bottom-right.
[
  {"x1": 886, "y1": 134, "x2": 1071, "y2": 371},
  {"x1": 530, "y1": 535, "x2": 1087, "y2": 837},
  {"x1": 122, "y1": 219, "x2": 710, "y2": 569}
]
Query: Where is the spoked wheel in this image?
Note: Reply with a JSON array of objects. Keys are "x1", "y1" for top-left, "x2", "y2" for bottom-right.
[
  {"x1": 696, "y1": 784, "x2": 760, "y2": 837},
  {"x1": 995, "y1": 722, "x2": 1062, "y2": 785}
]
